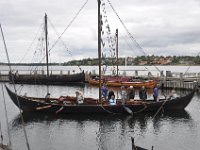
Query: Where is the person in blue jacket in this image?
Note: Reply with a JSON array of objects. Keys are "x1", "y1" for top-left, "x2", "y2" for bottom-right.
[{"x1": 153, "y1": 86, "x2": 159, "y2": 101}]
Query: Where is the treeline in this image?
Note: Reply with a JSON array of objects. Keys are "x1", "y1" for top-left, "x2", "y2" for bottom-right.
[
  {"x1": 64, "y1": 55, "x2": 200, "y2": 66},
  {"x1": 1, "y1": 56, "x2": 200, "y2": 66}
]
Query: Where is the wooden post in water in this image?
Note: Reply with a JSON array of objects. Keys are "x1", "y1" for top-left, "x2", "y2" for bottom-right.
[
  {"x1": 131, "y1": 137, "x2": 136, "y2": 150},
  {"x1": 116, "y1": 29, "x2": 119, "y2": 77}
]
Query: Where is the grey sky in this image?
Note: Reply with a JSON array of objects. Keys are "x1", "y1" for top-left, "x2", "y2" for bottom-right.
[{"x1": 1, "y1": 0, "x2": 200, "y2": 63}]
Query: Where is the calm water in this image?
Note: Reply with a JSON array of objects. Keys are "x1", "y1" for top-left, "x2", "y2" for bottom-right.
[
  {"x1": 1, "y1": 65, "x2": 200, "y2": 76},
  {"x1": 0, "y1": 82, "x2": 200, "y2": 150}
]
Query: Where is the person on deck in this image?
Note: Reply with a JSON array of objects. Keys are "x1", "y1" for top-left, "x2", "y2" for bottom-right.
[
  {"x1": 120, "y1": 86, "x2": 127, "y2": 105},
  {"x1": 108, "y1": 89, "x2": 115, "y2": 100},
  {"x1": 57, "y1": 96, "x2": 65, "y2": 104},
  {"x1": 127, "y1": 86, "x2": 135, "y2": 100},
  {"x1": 139, "y1": 86, "x2": 147, "y2": 101},
  {"x1": 153, "y1": 86, "x2": 159, "y2": 101},
  {"x1": 168, "y1": 89, "x2": 178, "y2": 100},
  {"x1": 101, "y1": 84, "x2": 108, "y2": 100},
  {"x1": 109, "y1": 95, "x2": 116, "y2": 105},
  {"x1": 76, "y1": 91, "x2": 84, "y2": 104},
  {"x1": 45, "y1": 93, "x2": 51, "y2": 103}
]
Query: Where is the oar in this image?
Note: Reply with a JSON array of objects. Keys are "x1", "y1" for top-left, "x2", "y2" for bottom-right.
[
  {"x1": 55, "y1": 107, "x2": 64, "y2": 114},
  {"x1": 153, "y1": 86, "x2": 168, "y2": 118},
  {"x1": 36, "y1": 105, "x2": 52, "y2": 110},
  {"x1": 123, "y1": 106, "x2": 133, "y2": 115},
  {"x1": 153, "y1": 100, "x2": 167, "y2": 118}
]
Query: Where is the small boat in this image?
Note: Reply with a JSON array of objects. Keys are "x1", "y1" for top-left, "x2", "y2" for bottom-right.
[
  {"x1": 89, "y1": 76, "x2": 157, "y2": 88},
  {"x1": 5, "y1": 85, "x2": 196, "y2": 114},
  {"x1": 88, "y1": 28, "x2": 157, "y2": 89},
  {"x1": 131, "y1": 137, "x2": 153, "y2": 150}
]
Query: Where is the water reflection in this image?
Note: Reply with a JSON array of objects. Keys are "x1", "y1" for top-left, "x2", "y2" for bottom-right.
[{"x1": 11, "y1": 109, "x2": 192, "y2": 128}]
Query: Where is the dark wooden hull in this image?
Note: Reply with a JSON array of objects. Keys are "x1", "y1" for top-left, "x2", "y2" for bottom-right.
[
  {"x1": 0, "y1": 143, "x2": 10, "y2": 150},
  {"x1": 5, "y1": 86, "x2": 195, "y2": 114},
  {"x1": 9, "y1": 72, "x2": 85, "y2": 85}
]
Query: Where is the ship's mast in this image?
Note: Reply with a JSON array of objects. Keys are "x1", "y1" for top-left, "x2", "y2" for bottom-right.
[
  {"x1": 116, "y1": 29, "x2": 119, "y2": 77},
  {"x1": 98, "y1": 0, "x2": 102, "y2": 103},
  {"x1": 44, "y1": 13, "x2": 49, "y2": 77}
]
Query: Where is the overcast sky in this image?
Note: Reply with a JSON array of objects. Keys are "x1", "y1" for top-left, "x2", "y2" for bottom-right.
[{"x1": 1, "y1": 0, "x2": 200, "y2": 63}]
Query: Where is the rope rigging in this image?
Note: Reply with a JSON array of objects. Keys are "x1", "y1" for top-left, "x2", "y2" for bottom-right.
[
  {"x1": 30, "y1": 0, "x2": 88, "y2": 73},
  {"x1": 106, "y1": 0, "x2": 163, "y2": 76},
  {"x1": 47, "y1": 17, "x2": 82, "y2": 71},
  {"x1": 14, "y1": 20, "x2": 44, "y2": 71},
  {"x1": 48, "y1": 0, "x2": 88, "y2": 52},
  {"x1": 100, "y1": 0, "x2": 118, "y2": 75},
  {"x1": 0, "y1": 24, "x2": 31, "y2": 150},
  {"x1": 183, "y1": 51, "x2": 200, "y2": 76}
]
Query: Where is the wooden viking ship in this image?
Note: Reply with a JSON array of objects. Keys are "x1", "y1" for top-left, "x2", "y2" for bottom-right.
[
  {"x1": 88, "y1": 77, "x2": 157, "y2": 88},
  {"x1": 9, "y1": 14, "x2": 85, "y2": 85},
  {"x1": 5, "y1": 85, "x2": 196, "y2": 114},
  {"x1": 9, "y1": 71, "x2": 85, "y2": 85}
]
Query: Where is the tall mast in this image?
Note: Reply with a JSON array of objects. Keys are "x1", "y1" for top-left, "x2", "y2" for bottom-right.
[
  {"x1": 116, "y1": 29, "x2": 119, "y2": 77},
  {"x1": 44, "y1": 13, "x2": 49, "y2": 77},
  {"x1": 98, "y1": 0, "x2": 102, "y2": 103}
]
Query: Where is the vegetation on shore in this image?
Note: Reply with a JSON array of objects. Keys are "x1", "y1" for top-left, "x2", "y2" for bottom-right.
[
  {"x1": 64, "y1": 55, "x2": 200, "y2": 66},
  {"x1": 0, "y1": 55, "x2": 200, "y2": 66}
]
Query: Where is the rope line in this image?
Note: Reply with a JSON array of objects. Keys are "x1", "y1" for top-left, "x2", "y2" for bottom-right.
[
  {"x1": 106, "y1": 0, "x2": 163, "y2": 75},
  {"x1": 48, "y1": 0, "x2": 88, "y2": 52},
  {"x1": 47, "y1": 17, "x2": 82, "y2": 71},
  {"x1": 30, "y1": 0, "x2": 88, "y2": 73},
  {"x1": 14, "y1": 20, "x2": 44, "y2": 71},
  {"x1": 183, "y1": 51, "x2": 200, "y2": 76},
  {"x1": 0, "y1": 24, "x2": 31, "y2": 150}
]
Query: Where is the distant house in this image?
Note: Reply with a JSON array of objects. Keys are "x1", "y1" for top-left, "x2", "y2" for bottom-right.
[
  {"x1": 139, "y1": 61, "x2": 148, "y2": 65},
  {"x1": 127, "y1": 57, "x2": 134, "y2": 65},
  {"x1": 156, "y1": 58, "x2": 172, "y2": 65}
]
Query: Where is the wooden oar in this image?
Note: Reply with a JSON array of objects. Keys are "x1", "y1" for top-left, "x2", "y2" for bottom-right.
[
  {"x1": 123, "y1": 106, "x2": 133, "y2": 115},
  {"x1": 36, "y1": 105, "x2": 52, "y2": 110},
  {"x1": 55, "y1": 107, "x2": 64, "y2": 114}
]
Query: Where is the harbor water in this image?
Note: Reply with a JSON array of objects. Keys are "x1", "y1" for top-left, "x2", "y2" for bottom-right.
[{"x1": 0, "y1": 82, "x2": 200, "y2": 150}]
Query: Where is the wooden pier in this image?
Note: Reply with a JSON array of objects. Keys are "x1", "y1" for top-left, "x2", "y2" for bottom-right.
[{"x1": 0, "y1": 70, "x2": 199, "y2": 90}]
